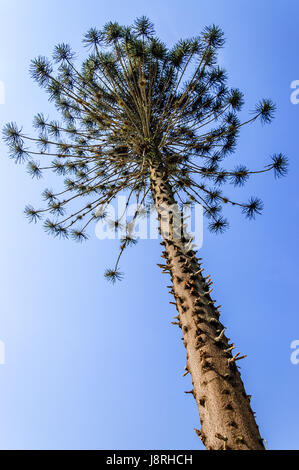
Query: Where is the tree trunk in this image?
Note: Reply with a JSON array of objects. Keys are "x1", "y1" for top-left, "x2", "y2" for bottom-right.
[{"x1": 150, "y1": 162, "x2": 265, "y2": 451}]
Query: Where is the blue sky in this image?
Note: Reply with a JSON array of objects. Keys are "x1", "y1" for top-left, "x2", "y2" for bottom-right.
[{"x1": 0, "y1": 0, "x2": 298, "y2": 450}]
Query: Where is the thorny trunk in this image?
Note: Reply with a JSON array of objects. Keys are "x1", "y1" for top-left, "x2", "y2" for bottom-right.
[{"x1": 149, "y1": 161, "x2": 265, "y2": 451}]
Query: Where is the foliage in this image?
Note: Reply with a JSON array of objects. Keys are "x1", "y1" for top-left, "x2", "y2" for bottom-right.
[{"x1": 3, "y1": 17, "x2": 287, "y2": 277}]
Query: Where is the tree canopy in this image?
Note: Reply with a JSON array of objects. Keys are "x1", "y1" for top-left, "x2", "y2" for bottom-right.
[{"x1": 3, "y1": 16, "x2": 287, "y2": 280}]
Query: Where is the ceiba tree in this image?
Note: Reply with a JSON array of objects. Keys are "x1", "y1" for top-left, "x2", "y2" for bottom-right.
[{"x1": 3, "y1": 17, "x2": 287, "y2": 450}]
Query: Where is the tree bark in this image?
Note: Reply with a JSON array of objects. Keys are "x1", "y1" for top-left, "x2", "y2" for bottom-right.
[{"x1": 150, "y1": 162, "x2": 265, "y2": 451}]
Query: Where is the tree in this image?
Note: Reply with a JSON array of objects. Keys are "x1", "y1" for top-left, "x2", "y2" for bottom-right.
[{"x1": 3, "y1": 17, "x2": 287, "y2": 450}]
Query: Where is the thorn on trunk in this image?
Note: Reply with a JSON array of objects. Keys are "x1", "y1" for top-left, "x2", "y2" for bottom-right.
[
  {"x1": 224, "y1": 345, "x2": 235, "y2": 353},
  {"x1": 214, "y1": 328, "x2": 226, "y2": 343},
  {"x1": 228, "y1": 352, "x2": 247, "y2": 365},
  {"x1": 184, "y1": 389, "x2": 195, "y2": 395},
  {"x1": 215, "y1": 433, "x2": 228, "y2": 450},
  {"x1": 195, "y1": 268, "x2": 204, "y2": 275},
  {"x1": 157, "y1": 263, "x2": 169, "y2": 270},
  {"x1": 215, "y1": 433, "x2": 228, "y2": 442},
  {"x1": 208, "y1": 317, "x2": 219, "y2": 326}
]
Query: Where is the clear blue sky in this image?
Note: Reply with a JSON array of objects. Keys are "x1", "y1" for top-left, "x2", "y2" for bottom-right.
[{"x1": 0, "y1": 0, "x2": 298, "y2": 450}]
